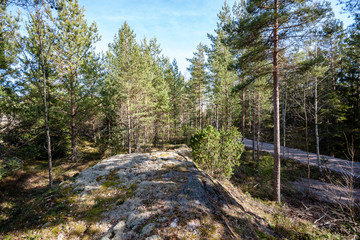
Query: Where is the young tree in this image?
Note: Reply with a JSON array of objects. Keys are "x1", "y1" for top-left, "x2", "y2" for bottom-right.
[
  {"x1": 51, "y1": 0, "x2": 100, "y2": 160},
  {"x1": 23, "y1": 1, "x2": 55, "y2": 187},
  {"x1": 207, "y1": 1, "x2": 237, "y2": 131}
]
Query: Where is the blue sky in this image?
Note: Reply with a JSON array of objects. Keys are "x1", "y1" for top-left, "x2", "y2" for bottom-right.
[
  {"x1": 78, "y1": 0, "x2": 353, "y2": 78},
  {"x1": 78, "y1": 0, "x2": 240, "y2": 78},
  {"x1": 9, "y1": 0, "x2": 352, "y2": 78}
]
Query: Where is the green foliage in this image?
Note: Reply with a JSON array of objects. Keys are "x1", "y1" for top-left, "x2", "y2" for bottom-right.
[
  {"x1": 190, "y1": 125, "x2": 244, "y2": 178},
  {"x1": 0, "y1": 157, "x2": 23, "y2": 180}
]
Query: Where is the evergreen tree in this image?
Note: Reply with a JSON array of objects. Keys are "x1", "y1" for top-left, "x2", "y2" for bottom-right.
[
  {"x1": 51, "y1": 0, "x2": 100, "y2": 160},
  {"x1": 226, "y1": 0, "x2": 330, "y2": 202},
  {"x1": 207, "y1": 1, "x2": 237, "y2": 130},
  {"x1": 107, "y1": 22, "x2": 152, "y2": 153},
  {"x1": 187, "y1": 43, "x2": 207, "y2": 130},
  {"x1": 22, "y1": 1, "x2": 56, "y2": 187}
]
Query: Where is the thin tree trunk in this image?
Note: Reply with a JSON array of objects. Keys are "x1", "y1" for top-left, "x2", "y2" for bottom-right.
[
  {"x1": 282, "y1": 83, "x2": 287, "y2": 158},
  {"x1": 315, "y1": 76, "x2": 322, "y2": 174},
  {"x1": 108, "y1": 118, "x2": 111, "y2": 155},
  {"x1": 273, "y1": 0, "x2": 281, "y2": 203},
  {"x1": 252, "y1": 91, "x2": 256, "y2": 163},
  {"x1": 242, "y1": 90, "x2": 245, "y2": 139},
  {"x1": 248, "y1": 93, "x2": 252, "y2": 134},
  {"x1": 225, "y1": 93, "x2": 229, "y2": 130},
  {"x1": 199, "y1": 79, "x2": 202, "y2": 129},
  {"x1": 314, "y1": 33, "x2": 322, "y2": 174},
  {"x1": 127, "y1": 99, "x2": 131, "y2": 154},
  {"x1": 304, "y1": 78, "x2": 311, "y2": 196},
  {"x1": 92, "y1": 115, "x2": 96, "y2": 143},
  {"x1": 71, "y1": 80, "x2": 76, "y2": 161},
  {"x1": 37, "y1": 6, "x2": 53, "y2": 188},
  {"x1": 257, "y1": 91, "x2": 261, "y2": 165},
  {"x1": 215, "y1": 103, "x2": 219, "y2": 131},
  {"x1": 330, "y1": 40, "x2": 336, "y2": 91}
]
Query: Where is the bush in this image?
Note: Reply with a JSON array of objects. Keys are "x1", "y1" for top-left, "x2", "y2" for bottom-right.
[{"x1": 189, "y1": 125, "x2": 244, "y2": 178}]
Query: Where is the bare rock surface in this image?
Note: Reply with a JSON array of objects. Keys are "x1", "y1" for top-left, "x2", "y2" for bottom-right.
[{"x1": 61, "y1": 146, "x2": 275, "y2": 239}]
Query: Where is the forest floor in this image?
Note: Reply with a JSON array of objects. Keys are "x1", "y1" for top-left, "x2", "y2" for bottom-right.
[{"x1": 0, "y1": 143, "x2": 359, "y2": 239}]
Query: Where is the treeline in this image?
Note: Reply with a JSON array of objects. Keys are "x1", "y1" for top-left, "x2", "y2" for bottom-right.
[
  {"x1": 0, "y1": 0, "x2": 192, "y2": 164},
  {"x1": 1, "y1": 0, "x2": 360, "y2": 189}
]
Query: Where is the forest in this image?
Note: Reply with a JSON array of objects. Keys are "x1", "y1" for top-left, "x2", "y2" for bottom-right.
[{"x1": 0, "y1": 0, "x2": 360, "y2": 238}]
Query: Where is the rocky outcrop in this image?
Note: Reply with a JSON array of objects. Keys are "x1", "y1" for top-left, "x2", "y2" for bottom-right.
[{"x1": 58, "y1": 146, "x2": 275, "y2": 239}]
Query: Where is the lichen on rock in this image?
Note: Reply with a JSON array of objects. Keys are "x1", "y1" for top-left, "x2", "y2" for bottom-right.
[{"x1": 50, "y1": 146, "x2": 275, "y2": 239}]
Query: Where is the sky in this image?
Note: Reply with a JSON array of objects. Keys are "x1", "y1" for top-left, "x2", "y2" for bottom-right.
[
  {"x1": 78, "y1": 0, "x2": 353, "y2": 79},
  {"x1": 78, "y1": 0, "x2": 240, "y2": 79},
  {"x1": 11, "y1": 0, "x2": 353, "y2": 78}
]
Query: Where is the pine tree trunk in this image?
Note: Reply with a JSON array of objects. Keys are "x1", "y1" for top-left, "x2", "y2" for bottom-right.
[
  {"x1": 314, "y1": 33, "x2": 322, "y2": 174},
  {"x1": 304, "y1": 79, "x2": 311, "y2": 196},
  {"x1": 198, "y1": 79, "x2": 202, "y2": 129},
  {"x1": 225, "y1": 93, "x2": 229, "y2": 130},
  {"x1": 273, "y1": 0, "x2": 281, "y2": 203},
  {"x1": 242, "y1": 90, "x2": 245, "y2": 139},
  {"x1": 282, "y1": 83, "x2": 287, "y2": 158},
  {"x1": 127, "y1": 99, "x2": 131, "y2": 154},
  {"x1": 92, "y1": 115, "x2": 96, "y2": 143},
  {"x1": 215, "y1": 103, "x2": 219, "y2": 131},
  {"x1": 71, "y1": 79, "x2": 77, "y2": 161},
  {"x1": 37, "y1": 7, "x2": 53, "y2": 188},
  {"x1": 252, "y1": 92, "x2": 256, "y2": 163},
  {"x1": 257, "y1": 91, "x2": 261, "y2": 165},
  {"x1": 108, "y1": 118, "x2": 111, "y2": 155},
  {"x1": 315, "y1": 76, "x2": 322, "y2": 174},
  {"x1": 330, "y1": 40, "x2": 336, "y2": 91}
]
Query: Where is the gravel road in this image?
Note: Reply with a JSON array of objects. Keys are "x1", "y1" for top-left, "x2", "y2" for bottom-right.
[{"x1": 243, "y1": 138, "x2": 360, "y2": 179}]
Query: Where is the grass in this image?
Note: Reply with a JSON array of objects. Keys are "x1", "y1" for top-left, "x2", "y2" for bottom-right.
[{"x1": 0, "y1": 140, "x2": 107, "y2": 239}]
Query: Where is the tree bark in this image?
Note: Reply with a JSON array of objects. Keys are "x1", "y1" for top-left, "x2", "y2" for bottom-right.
[
  {"x1": 127, "y1": 99, "x2": 131, "y2": 154},
  {"x1": 71, "y1": 78, "x2": 76, "y2": 161},
  {"x1": 215, "y1": 103, "x2": 219, "y2": 130},
  {"x1": 314, "y1": 33, "x2": 322, "y2": 174},
  {"x1": 242, "y1": 90, "x2": 245, "y2": 139},
  {"x1": 315, "y1": 76, "x2": 322, "y2": 174},
  {"x1": 252, "y1": 91, "x2": 256, "y2": 163},
  {"x1": 304, "y1": 78, "x2": 311, "y2": 196},
  {"x1": 37, "y1": 5, "x2": 53, "y2": 188},
  {"x1": 273, "y1": 0, "x2": 281, "y2": 203},
  {"x1": 257, "y1": 91, "x2": 261, "y2": 166},
  {"x1": 108, "y1": 118, "x2": 111, "y2": 155},
  {"x1": 282, "y1": 82, "x2": 287, "y2": 158}
]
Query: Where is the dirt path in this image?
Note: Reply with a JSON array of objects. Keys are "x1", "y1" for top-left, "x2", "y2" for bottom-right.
[{"x1": 243, "y1": 138, "x2": 360, "y2": 179}]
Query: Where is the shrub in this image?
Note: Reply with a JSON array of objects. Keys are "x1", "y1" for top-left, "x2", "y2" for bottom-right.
[{"x1": 190, "y1": 125, "x2": 244, "y2": 178}]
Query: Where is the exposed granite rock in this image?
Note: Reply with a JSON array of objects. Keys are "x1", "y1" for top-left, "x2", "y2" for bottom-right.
[{"x1": 59, "y1": 146, "x2": 275, "y2": 239}]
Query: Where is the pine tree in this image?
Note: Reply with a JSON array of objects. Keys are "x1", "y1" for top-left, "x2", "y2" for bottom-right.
[
  {"x1": 107, "y1": 22, "x2": 152, "y2": 153},
  {"x1": 23, "y1": 1, "x2": 56, "y2": 187},
  {"x1": 51, "y1": 0, "x2": 100, "y2": 161},
  {"x1": 187, "y1": 43, "x2": 207, "y2": 130},
  {"x1": 226, "y1": 0, "x2": 330, "y2": 202},
  {"x1": 0, "y1": 2, "x2": 20, "y2": 80},
  {"x1": 207, "y1": 1, "x2": 237, "y2": 130}
]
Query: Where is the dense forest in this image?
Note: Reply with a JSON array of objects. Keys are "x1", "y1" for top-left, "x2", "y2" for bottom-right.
[{"x1": 1, "y1": 0, "x2": 359, "y2": 198}]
